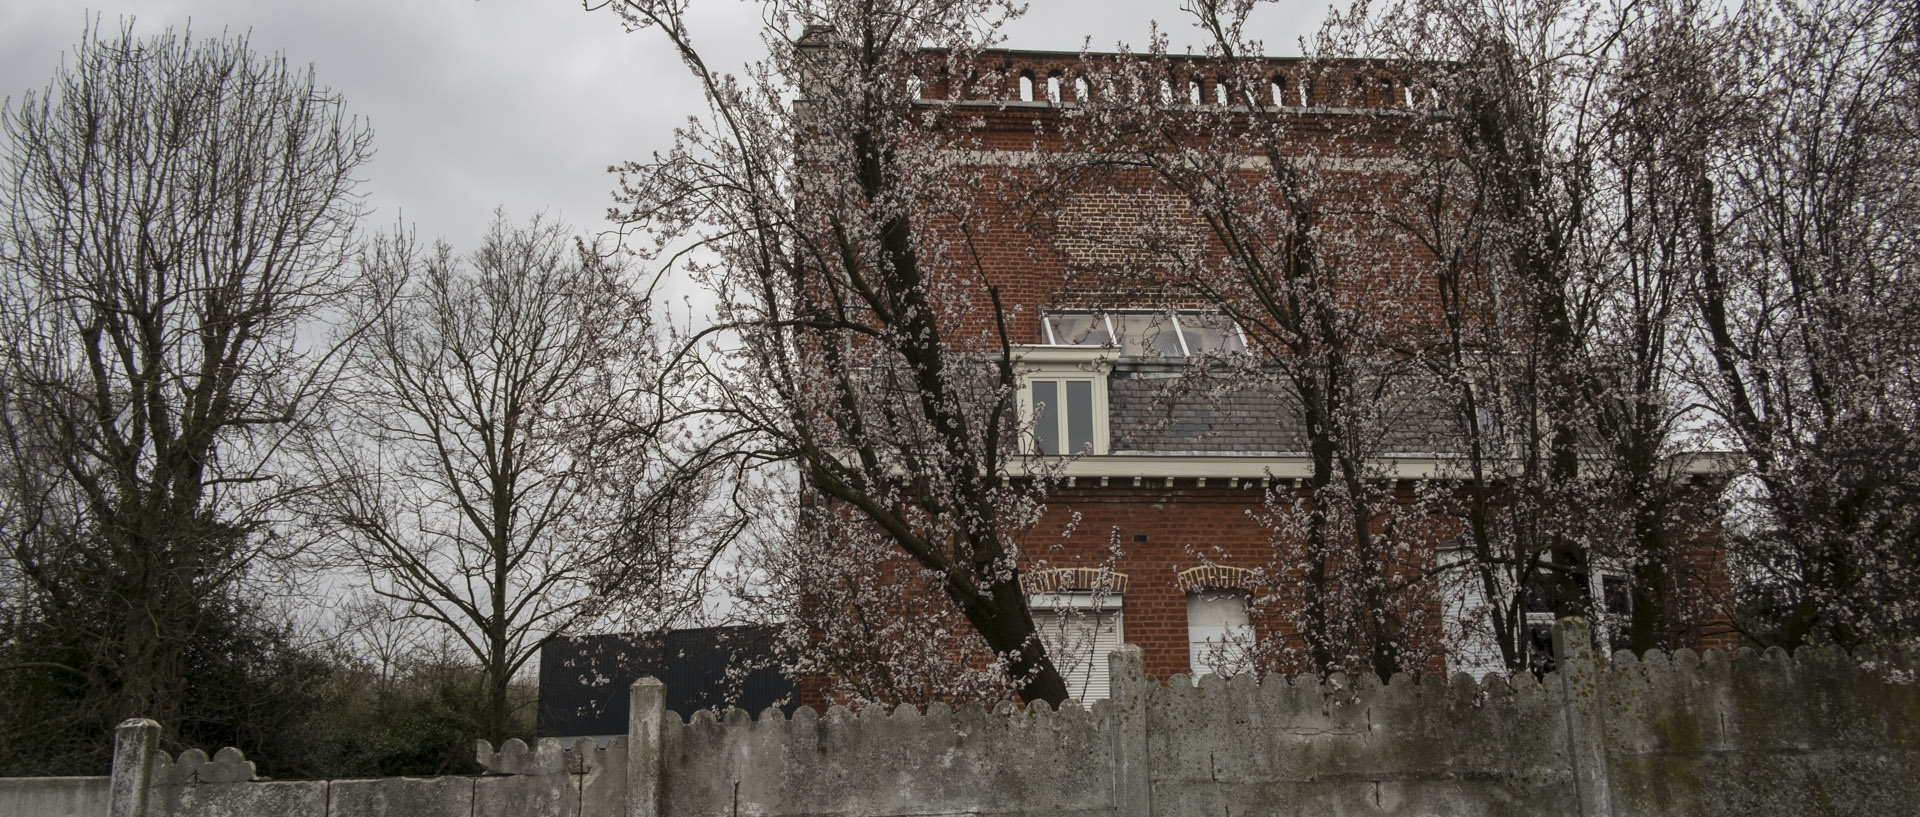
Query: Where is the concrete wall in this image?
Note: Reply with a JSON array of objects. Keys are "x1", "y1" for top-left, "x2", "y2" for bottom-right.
[
  {"x1": 663, "y1": 699, "x2": 1112, "y2": 817},
  {"x1": 0, "y1": 776, "x2": 107, "y2": 817},
  {"x1": 1601, "y1": 645, "x2": 1920, "y2": 816},
  {"x1": 1147, "y1": 670, "x2": 1575, "y2": 816},
  {"x1": 3, "y1": 619, "x2": 1914, "y2": 817}
]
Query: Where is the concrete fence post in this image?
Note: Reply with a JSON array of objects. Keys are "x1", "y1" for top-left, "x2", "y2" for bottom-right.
[
  {"x1": 1552, "y1": 617, "x2": 1613, "y2": 817},
  {"x1": 107, "y1": 718, "x2": 160, "y2": 817},
  {"x1": 1108, "y1": 645, "x2": 1151, "y2": 817},
  {"x1": 627, "y1": 677, "x2": 666, "y2": 817}
]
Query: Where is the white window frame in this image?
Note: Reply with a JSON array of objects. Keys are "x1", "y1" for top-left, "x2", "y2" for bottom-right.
[
  {"x1": 1186, "y1": 589, "x2": 1254, "y2": 680},
  {"x1": 1589, "y1": 561, "x2": 1633, "y2": 655},
  {"x1": 1529, "y1": 560, "x2": 1631, "y2": 659},
  {"x1": 1029, "y1": 591, "x2": 1124, "y2": 702},
  {"x1": 1040, "y1": 309, "x2": 1248, "y2": 358},
  {"x1": 1013, "y1": 345, "x2": 1112, "y2": 456},
  {"x1": 1441, "y1": 549, "x2": 1635, "y2": 679}
]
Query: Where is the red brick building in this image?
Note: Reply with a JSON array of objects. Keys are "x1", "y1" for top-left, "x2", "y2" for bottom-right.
[{"x1": 796, "y1": 46, "x2": 1737, "y2": 705}]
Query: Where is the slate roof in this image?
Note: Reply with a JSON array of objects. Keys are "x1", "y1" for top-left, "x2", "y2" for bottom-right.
[{"x1": 1106, "y1": 365, "x2": 1470, "y2": 456}]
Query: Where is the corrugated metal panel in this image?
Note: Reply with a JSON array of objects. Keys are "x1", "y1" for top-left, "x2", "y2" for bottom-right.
[{"x1": 537, "y1": 626, "x2": 796, "y2": 737}]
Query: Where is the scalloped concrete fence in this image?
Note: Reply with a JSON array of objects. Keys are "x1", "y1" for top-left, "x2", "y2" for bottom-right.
[{"x1": 2, "y1": 618, "x2": 1915, "y2": 817}]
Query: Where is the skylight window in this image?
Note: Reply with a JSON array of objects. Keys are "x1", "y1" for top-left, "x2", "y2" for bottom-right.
[{"x1": 1041, "y1": 310, "x2": 1246, "y2": 357}]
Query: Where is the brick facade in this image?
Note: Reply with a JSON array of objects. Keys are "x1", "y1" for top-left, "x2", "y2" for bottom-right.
[{"x1": 794, "y1": 47, "x2": 1736, "y2": 705}]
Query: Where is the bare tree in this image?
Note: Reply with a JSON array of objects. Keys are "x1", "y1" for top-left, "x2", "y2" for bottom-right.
[
  {"x1": 0, "y1": 23, "x2": 372, "y2": 737},
  {"x1": 1240, "y1": 0, "x2": 1735, "y2": 672},
  {"x1": 1030, "y1": 1, "x2": 1511, "y2": 679},
  {"x1": 1692, "y1": 0, "x2": 1920, "y2": 650},
  {"x1": 592, "y1": 0, "x2": 1078, "y2": 705},
  {"x1": 1316, "y1": 0, "x2": 1918, "y2": 664},
  {"x1": 305, "y1": 212, "x2": 715, "y2": 743},
  {"x1": 1045, "y1": 0, "x2": 1765, "y2": 678}
]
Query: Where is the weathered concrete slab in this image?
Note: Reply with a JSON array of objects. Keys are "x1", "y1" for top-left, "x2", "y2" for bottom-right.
[
  {"x1": 327, "y1": 776, "x2": 474, "y2": 817},
  {"x1": 11, "y1": 620, "x2": 1919, "y2": 817},
  {"x1": 660, "y1": 699, "x2": 1113, "y2": 817},
  {"x1": 1149, "y1": 671, "x2": 1574, "y2": 817},
  {"x1": 474, "y1": 771, "x2": 575, "y2": 817},
  {"x1": 1601, "y1": 646, "x2": 1920, "y2": 816},
  {"x1": 0, "y1": 775, "x2": 109, "y2": 817},
  {"x1": 580, "y1": 736, "x2": 627, "y2": 817},
  {"x1": 150, "y1": 779, "x2": 327, "y2": 817}
]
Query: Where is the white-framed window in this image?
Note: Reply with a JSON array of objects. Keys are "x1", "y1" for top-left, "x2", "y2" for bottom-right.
[
  {"x1": 1013, "y1": 345, "x2": 1113, "y2": 456},
  {"x1": 1186, "y1": 590, "x2": 1254, "y2": 679},
  {"x1": 1030, "y1": 591, "x2": 1124, "y2": 702},
  {"x1": 1441, "y1": 547, "x2": 1639, "y2": 679},
  {"x1": 1595, "y1": 570, "x2": 1634, "y2": 655},
  {"x1": 1028, "y1": 376, "x2": 1099, "y2": 455},
  {"x1": 1531, "y1": 560, "x2": 1634, "y2": 662},
  {"x1": 1040, "y1": 310, "x2": 1247, "y2": 358}
]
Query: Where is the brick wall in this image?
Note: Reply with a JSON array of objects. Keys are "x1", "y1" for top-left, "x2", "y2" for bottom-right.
[{"x1": 797, "y1": 475, "x2": 1736, "y2": 708}]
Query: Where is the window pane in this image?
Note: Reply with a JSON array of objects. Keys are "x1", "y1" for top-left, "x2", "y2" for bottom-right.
[
  {"x1": 1111, "y1": 313, "x2": 1184, "y2": 357},
  {"x1": 1047, "y1": 313, "x2": 1112, "y2": 346},
  {"x1": 1180, "y1": 313, "x2": 1245, "y2": 354},
  {"x1": 1066, "y1": 380, "x2": 1093, "y2": 454},
  {"x1": 1031, "y1": 380, "x2": 1059, "y2": 455},
  {"x1": 1602, "y1": 574, "x2": 1633, "y2": 654},
  {"x1": 1601, "y1": 576, "x2": 1630, "y2": 616}
]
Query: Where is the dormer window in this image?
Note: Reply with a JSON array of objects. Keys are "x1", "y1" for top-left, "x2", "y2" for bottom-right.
[
  {"x1": 1013, "y1": 345, "x2": 1113, "y2": 456},
  {"x1": 1041, "y1": 310, "x2": 1247, "y2": 357}
]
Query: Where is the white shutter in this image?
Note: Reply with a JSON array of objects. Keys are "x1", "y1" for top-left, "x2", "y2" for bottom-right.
[
  {"x1": 1186, "y1": 591, "x2": 1252, "y2": 678},
  {"x1": 1439, "y1": 548, "x2": 1506, "y2": 679},
  {"x1": 1031, "y1": 596, "x2": 1123, "y2": 702}
]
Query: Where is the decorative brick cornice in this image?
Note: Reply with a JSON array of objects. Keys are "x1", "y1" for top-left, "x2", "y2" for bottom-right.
[
  {"x1": 1023, "y1": 567, "x2": 1128, "y2": 594},
  {"x1": 1176, "y1": 565, "x2": 1258, "y2": 593}
]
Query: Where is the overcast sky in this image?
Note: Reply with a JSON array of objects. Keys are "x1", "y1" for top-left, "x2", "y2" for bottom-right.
[{"x1": 2, "y1": 1, "x2": 1325, "y2": 283}]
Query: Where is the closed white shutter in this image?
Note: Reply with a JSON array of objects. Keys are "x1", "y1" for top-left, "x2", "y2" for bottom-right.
[
  {"x1": 1186, "y1": 591, "x2": 1252, "y2": 678},
  {"x1": 1030, "y1": 595, "x2": 1123, "y2": 702},
  {"x1": 1439, "y1": 547, "x2": 1506, "y2": 679}
]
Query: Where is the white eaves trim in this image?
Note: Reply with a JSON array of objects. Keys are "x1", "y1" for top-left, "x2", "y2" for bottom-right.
[
  {"x1": 1009, "y1": 451, "x2": 1746, "y2": 482},
  {"x1": 1015, "y1": 454, "x2": 1452, "y2": 481}
]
